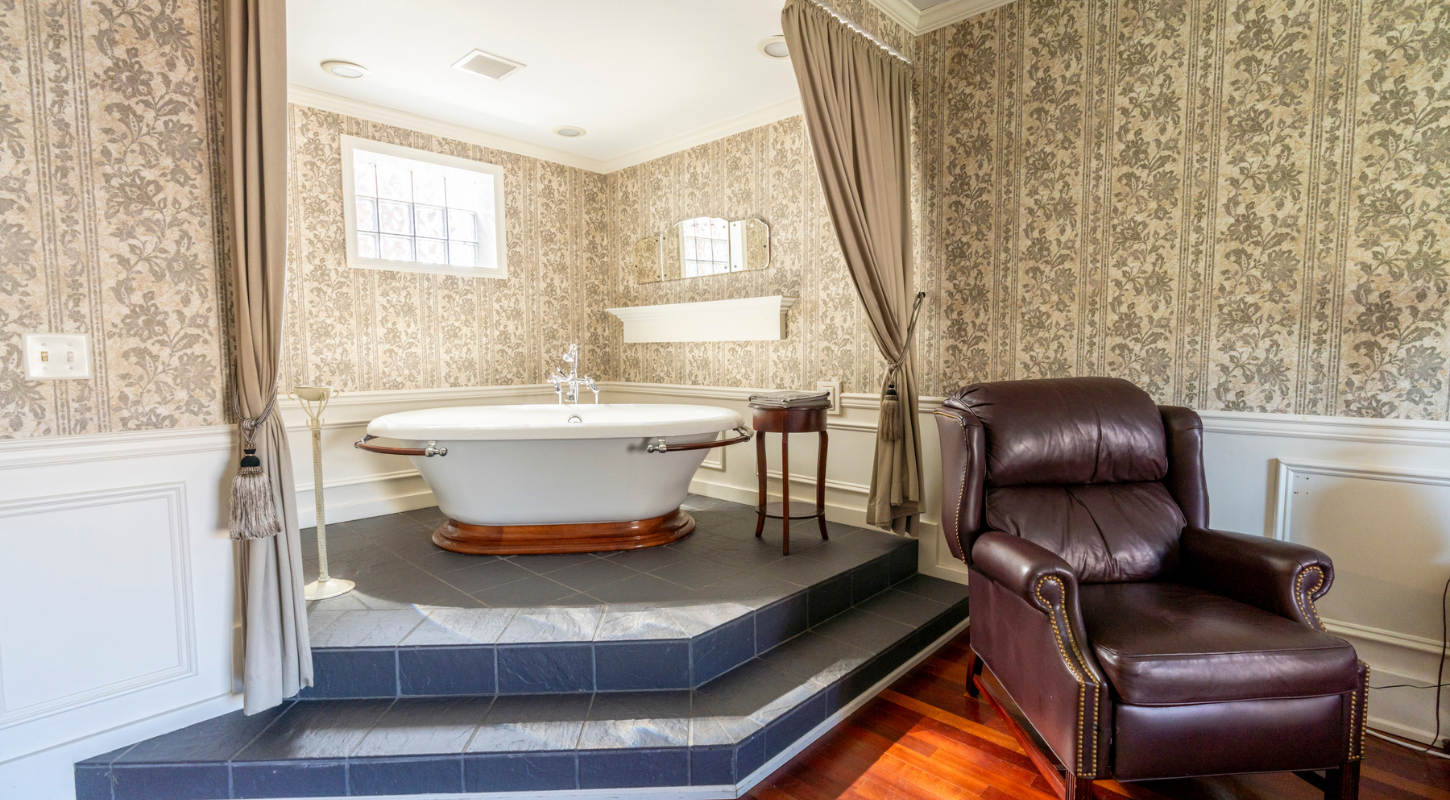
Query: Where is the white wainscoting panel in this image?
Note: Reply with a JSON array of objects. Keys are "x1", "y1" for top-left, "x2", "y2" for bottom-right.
[
  {"x1": 597, "y1": 382, "x2": 967, "y2": 583},
  {"x1": 0, "y1": 484, "x2": 194, "y2": 729},
  {"x1": 0, "y1": 426, "x2": 238, "y2": 799},
  {"x1": 1203, "y1": 413, "x2": 1450, "y2": 747}
]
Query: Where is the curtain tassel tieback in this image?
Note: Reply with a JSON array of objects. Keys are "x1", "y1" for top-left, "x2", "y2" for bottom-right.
[
  {"x1": 230, "y1": 390, "x2": 282, "y2": 540},
  {"x1": 879, "y1": 291, "x2": 927, "y2": 443},
  {"x1": 880, "y1": 384, "x2": 903, "y2": 441}
]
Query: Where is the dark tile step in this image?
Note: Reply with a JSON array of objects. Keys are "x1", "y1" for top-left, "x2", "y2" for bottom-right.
[
  {"x1": 302, "y1": 540, "x2": 920, "y2": 698},
  {"x1": 75, "y1": 576, "x2": 968, "y2": 799}
]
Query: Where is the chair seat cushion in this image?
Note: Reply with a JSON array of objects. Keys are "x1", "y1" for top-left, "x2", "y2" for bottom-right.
[{"x1": 1078, "y1": 582, "x2": 1358, "y2": 705}]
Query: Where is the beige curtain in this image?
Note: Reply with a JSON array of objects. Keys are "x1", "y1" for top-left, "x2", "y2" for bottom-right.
[
  {"x1": 782, "y1": 0, "x2": 921, "y2": 531},
  {"x1": 224, "y1": 0, "x2": 310, "y2": 714}
]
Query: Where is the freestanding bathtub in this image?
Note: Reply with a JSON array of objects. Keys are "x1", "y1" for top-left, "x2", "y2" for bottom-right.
[{"x1": 357, "y1": 403, "x2": 747, "y2": 554}]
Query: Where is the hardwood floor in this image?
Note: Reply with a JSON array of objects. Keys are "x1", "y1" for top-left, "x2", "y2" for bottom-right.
[{"x1": 745, "y1": 630, "x2": 1450, "y2": 800}]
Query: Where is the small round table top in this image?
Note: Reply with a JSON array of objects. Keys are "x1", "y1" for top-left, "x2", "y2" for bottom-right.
[{"x1": 750, "y1": 405, "x2": 828, "y2": 433}]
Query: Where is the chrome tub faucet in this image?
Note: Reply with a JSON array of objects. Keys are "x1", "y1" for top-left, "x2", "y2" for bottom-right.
[{"x1": 549, "y1": 344, "x2": 599, "y2": 404}]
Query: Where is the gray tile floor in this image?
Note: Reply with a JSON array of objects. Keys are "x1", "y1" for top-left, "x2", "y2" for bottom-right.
[{"x1": 304, "y1": 495, "x2": 913, "y2": 648}]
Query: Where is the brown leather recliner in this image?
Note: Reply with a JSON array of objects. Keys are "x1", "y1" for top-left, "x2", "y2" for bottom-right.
[{"x1": 935, "y1": 377, "x2": 1366, "y2": 800}]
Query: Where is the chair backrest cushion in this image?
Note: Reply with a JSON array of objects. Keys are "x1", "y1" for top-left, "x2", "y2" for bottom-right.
[
  {"x1": 947, "y1": 377, "x2": 1182, "y2": 582},
  {"x1": 949, "y1": 376, "x2": 1169, "y2": 487},
  {"x1": 986, "y1": 483, "x2": 1185, "y2": 582}
]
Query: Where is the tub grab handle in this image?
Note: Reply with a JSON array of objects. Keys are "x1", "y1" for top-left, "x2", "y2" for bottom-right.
[
  {"x1": 355, "y1": 434, "x2": 448, "y2": 457},
  {"x1": 647, "y1": 426, "x2": 752, "y2": 454}
]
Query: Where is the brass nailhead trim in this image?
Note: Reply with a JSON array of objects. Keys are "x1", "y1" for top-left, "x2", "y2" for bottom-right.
[
  {"x1": 932, "y1": 410, "x2": 972, "y2": 558},
  {"x1": 1036, "y1": 576, "x2": 1100, "y2": 778},
  {"x1": 1294, "y1": 565, "x2": 1326, "y2": 630}
]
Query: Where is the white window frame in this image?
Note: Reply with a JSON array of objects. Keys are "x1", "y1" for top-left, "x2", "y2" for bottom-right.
[{"x1": 340, "y1": 134, "x2": 508, "y2": 279}]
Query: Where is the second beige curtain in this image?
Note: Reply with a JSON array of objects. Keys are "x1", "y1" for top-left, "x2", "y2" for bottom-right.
[
  {"x1": 782, "y1": 0, "x2": 921, "y2": 531},
  {"x1": 224, "y1": 0, "x2": 311, "y2": 714}
]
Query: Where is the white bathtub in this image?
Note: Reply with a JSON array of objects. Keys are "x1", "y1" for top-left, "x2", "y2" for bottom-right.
[{"x1": 365, "y1": 403, "x2": 743, "y2": 526}]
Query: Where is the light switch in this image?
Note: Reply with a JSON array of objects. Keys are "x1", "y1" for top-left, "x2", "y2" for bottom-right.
[
  {"x1": 23, "y1": 333, "x2": 92, "y2": 380},
  {"x1": 816, "y1": 379, "x2": 842, "y2": 415}
]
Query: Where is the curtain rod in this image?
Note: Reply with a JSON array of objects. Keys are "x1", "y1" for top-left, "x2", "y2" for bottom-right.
[{"x1": 799, "y1": 0, "x2": 915, "y2": 66}]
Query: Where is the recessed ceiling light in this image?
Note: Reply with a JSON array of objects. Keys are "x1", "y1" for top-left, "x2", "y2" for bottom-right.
[
  {"x1": 321, "y1": 60, "x2": 369, "y2": 79},
  {"x1": 553, "y1": 126, "x2": 587, "y2": 138},
  {"x1": 757, "y1": 36, "x2": 789, "y2": 59},
  {"x1": 452, "y1": 49, "x2": 526, "y2": 80}
]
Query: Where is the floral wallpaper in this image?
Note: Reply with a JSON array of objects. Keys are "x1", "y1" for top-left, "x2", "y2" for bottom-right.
[
  {"x1": 283, "y1": 105, "x2": 610, "y2": 393},
  {"x1": 6, "y1": 0, "x2": 1447, "y2": 440},
  {"x1": 0, "y1": 0, "x2": 228, "y2": 438},
  {"x1": 917, "y1": 0, "x2": 1450, "y2": 418},
  {"x1": 603, "y1": 0, "x2": 915, "y2": 394},
  {"x1": 605, "y1": 116, "x2": 901, "y2": 393}
]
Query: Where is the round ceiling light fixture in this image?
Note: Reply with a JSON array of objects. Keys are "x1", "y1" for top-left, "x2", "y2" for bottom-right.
[
  {"x1": 321, "y1": 60, "x2": 369, "y2": 79},
  {"x1": 757, "y1": 35, "x2": 789, "y2": 59},
  {"x1": 552, "y1": 125, "x2": 587, "y2": 138}
]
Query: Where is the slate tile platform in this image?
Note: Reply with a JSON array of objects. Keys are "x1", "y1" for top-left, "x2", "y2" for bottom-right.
[
  {"x1": 76, "y1": 578, "x2": 968, "y2": 798},
  {"x1": 301, "y1": 496, "x2": 921, "y2": 697},
  {"x1": 75, "y1": 496, "x2": 969, "y2": 799}
]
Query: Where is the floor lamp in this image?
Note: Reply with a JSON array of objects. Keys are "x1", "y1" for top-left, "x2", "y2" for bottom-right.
[{"x1": 292, "y1": 386, "x2": 354, "y2": 600}]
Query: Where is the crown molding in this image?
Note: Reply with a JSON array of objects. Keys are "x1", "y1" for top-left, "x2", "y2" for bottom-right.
[
  {"x1": 597, "y1": 96, "x2": 803, "y2": 173},
  {"x1": 288, "y1": 85, "x2": 804, "y2": 175},
  {"x1": 287, "y1": 85, "x2": 610, "y2": 172},
  {"x1": 862, "y1": 0, "x2": 1013, "y2": 35},
  {"x1": 916, "y1": 0, "x2": 1016, "y2": 32}
]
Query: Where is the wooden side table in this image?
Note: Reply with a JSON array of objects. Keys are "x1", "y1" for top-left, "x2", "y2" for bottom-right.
[{"x1": 751, "y1": 405, "x2": 829, "y2": 555}]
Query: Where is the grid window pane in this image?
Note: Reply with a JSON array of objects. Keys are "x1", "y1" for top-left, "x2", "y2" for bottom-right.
[
  {"x1": 378, "y1": 200, "x2": 413, "y2": 235},
  {"x1": 712, "y1": 239, "x2": 729, "y2": 261},
  {"x1": 357, "y1": 232, "x2": 378, "y2": 259},
  {"x1": 417, "y1": 238, "x2": 448, "y2": 265},
  {"x1": 354, "y1": 161, "x2": 377, "y2": 196},
  {"x1": 449, "y1": 241, "x2": 477, "y2": 267},
  {"x1": 380, "y1": 234, "x2": 414, "y2": 261},
  {"x1": 378, "y1": 166, "x2": 412, "y2": 201},
  {"x1": 415, "y1": 205, "x2": 445, "y2": 239},
  {"x1": 448, "y1": 210, "x2": 477, "y2": 242},
  {"x1": 414, "y1": 172, "x2": 446, "y2": 206},
  {"x1": 356, "y1": 197, "x2": 377, "y2": 231}
]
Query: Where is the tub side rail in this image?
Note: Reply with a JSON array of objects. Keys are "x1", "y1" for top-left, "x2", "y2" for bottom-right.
[
  {"x1": 355, "y1": 434, "x2": 448, "y2": 457},
  {"x1": 646, "y1": 426, "x2": 752, "y2": 454}
]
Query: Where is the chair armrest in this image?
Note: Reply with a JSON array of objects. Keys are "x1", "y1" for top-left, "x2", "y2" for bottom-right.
[
  {"x1": 969, "y1": 531, "x2": 1112, "y2": 778},
  {"x1": 972, "y1": 529, "x2": 1078, "y2": 607},
  {"x1": 1180, "y1": 526, "x2": 1334, "y2": 629}
]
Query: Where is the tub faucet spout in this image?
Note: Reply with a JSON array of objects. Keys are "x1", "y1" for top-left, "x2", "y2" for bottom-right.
[{"x1": 549, "y1": 345, "x2": 598, "y2": 404}]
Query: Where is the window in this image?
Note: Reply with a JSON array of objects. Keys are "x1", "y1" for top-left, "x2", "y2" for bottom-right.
[{"x1": 341, "y1": 135, "x2": 507, "y2": 279}]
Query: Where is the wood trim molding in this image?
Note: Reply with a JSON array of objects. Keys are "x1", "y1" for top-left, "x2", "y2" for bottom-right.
[
  {"x1": 863, "y1": 0, "x2": 1017, "y2": 34},
  {"x1": 288, "y1": 86, "x2": 803, "y2": 176},
  {"x1": 0, "y1": 426, "x2": 234, "y2": 470},
  {"x1": 287, "y1": 85, "x2": 604, "y2": 172}
]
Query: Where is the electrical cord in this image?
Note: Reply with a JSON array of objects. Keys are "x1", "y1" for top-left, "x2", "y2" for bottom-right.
[{"x1": 1366, "y1": 575, "x2": 1448, "y2": 755}]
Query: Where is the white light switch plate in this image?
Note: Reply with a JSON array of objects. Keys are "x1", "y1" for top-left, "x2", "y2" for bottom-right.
[
  {"x1": 23, "y1": 333, "x2": 92, "y2": 380},
  {"x1": 816, "y1": 379, "x2": 842, "y2": 415}
]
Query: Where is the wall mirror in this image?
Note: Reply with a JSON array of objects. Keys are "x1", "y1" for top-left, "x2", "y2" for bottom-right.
[{"x1": 635, "y1": 216, "x2": 770, "y2": 283}]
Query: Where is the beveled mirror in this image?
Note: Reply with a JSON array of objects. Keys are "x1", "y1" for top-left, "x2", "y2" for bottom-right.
[{"x1": 635, "y1": 216, "x2": 770, "y2": 283}]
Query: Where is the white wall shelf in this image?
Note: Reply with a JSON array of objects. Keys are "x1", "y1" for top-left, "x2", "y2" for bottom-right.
[{"x1": 606, "y1": 295, "x2": 797, "y2": 343}]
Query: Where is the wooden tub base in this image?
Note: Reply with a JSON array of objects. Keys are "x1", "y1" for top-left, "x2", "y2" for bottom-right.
[{"x1": 431, "y1": 509, "x2": 695, "y2": 555}]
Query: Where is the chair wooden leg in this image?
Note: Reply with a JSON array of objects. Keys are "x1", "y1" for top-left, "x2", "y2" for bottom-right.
[
  {"x1": 1324, "y1": 761, "x2": 1360, "y2": 800},
  {"x1": 964, "y1": 648, "x2": 983, "y2": 698},
  {"x1": 1066, "y1": 775, "x2": 1094, "y2": 800}
]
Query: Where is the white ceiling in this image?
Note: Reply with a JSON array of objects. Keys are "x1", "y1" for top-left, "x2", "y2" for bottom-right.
[{"x1": 287, "y1": 0, "x2": 803, "y2": 164}]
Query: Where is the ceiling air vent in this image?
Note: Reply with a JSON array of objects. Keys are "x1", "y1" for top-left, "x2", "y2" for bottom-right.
[{"x1": 452, "y1": 49, "x2": 525, "y2": 80}]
